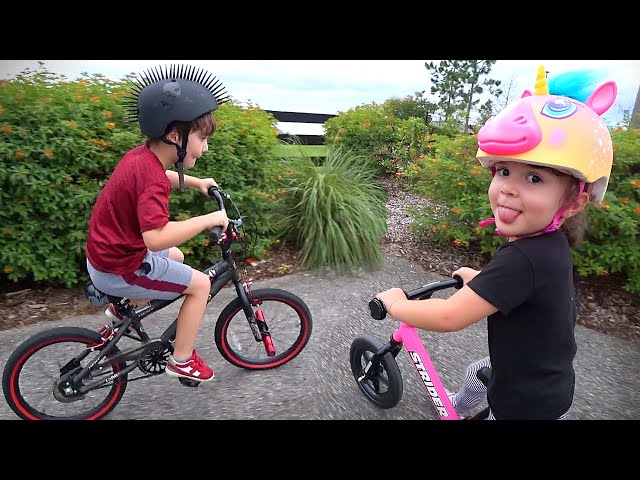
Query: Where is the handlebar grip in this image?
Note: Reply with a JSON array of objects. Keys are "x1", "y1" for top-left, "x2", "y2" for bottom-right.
[
  {"x1": 210, "y1": 226, "x2": 223, "y2": 244},
  {"x1": 368, "y1": 298, "x2": 387, "y2": 320}
]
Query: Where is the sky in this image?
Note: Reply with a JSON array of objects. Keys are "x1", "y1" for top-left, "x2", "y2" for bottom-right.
[{"x1": 1, "y1": 60, "x2": 638, "y2": 135}]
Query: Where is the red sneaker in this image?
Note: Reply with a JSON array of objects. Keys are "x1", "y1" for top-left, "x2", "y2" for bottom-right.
[{"x1": 166, "y1": 349, "x2": 215, "y2": 382}]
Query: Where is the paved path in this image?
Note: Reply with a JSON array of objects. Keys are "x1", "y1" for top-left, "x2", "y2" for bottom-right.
[{"x1": 1, "y1": 252, "x2": 638, "y2": 420}]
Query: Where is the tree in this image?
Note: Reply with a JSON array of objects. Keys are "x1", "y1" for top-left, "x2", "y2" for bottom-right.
[
  {"x1": 425, "y1": 60, "x2": 502, "y2": 133},
  {"x1": 425, "y1": 60, "x2": 467, "y2": 124},
  {"x1": 631, "y1": 83, "x2": 640, "y2": 129}
]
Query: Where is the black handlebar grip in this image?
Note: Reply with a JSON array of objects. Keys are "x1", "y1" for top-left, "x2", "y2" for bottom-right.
[
  {"x1": 210, "y1": 226, "x2": 223, "y2": 244},
  {"x1": 368, "y1": 298, "x2": 387, "y2": 320}
]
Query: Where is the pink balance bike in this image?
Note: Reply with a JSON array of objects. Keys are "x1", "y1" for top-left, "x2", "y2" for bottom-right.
[{"x1": 349, "y1": 275, "x2": 491, "y2": 420}]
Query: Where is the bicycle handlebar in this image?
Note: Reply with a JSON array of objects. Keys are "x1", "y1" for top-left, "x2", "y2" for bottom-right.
[
  {"x1": 207, "y1": 186, "x2": 228, "y2": 244},
  {"x1": 368, "y1": 274, "x2": 463, "y2": 320}
]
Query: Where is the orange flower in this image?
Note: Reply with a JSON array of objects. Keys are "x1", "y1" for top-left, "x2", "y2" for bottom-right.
[
  {"x1": 432, "y1": 226, "x2": 439, "y2": 231},
  {"x1": 0, "y1": 106, "x2": 5, "y2": 113},
  {"x1": 453, "y1": 239, "x2": 463, "y2": 246},
  {"x1": 631, "y1": 180, "x2": 640, "y2": 188},
  {"x1": 451, "y1": 207, "x2": 462, "y2": 215},
  {"x1": 1, "y1": 125, "x2": 12, "y2": 133},
  {"x1": 43, "y1": 149, "x2": 54, "y2": 157},
  {"x1": 90, "y1": 96, "x2": 100, "y2": 103},
  {"x1": 598, "y1": 270, "x2": 609, "y2": 276},
  {"x1": 634, "y1": 207, "x2": 640, "y2": 214},
  {"x1": 620, "y1": 198, "x2": 629, "y2": 205},
  {"x1": 106, "y1": 122, "x2": 116, "y2": 129},
  {"x1": 3, "y1": 267, "x2": 13, "y2": 274},
  {"x1": 15, "y1": 151, "x2": 25, "y2": 159},
  {"x1": 103, "y1": 111, "x2": 113, "y2": 117},
  {"x1": 441, "y1": 224, "x2": 449, "y2": 230},
  {"x1": 75, "y1": 94, "x2": 84, "y2": 99},
  {"x1": 268, "y1": 194, "x2": 276, "y2": 200},
  {"x1": 457, "y1": 182, "x2": 465, "y2": 186}
]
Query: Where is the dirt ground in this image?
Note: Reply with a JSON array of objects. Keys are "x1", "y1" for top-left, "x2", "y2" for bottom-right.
[{"x1": 1, "y1": 175, "x2": 639, "y2": 344}]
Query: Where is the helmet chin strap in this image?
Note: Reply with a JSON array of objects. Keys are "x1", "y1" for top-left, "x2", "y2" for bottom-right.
[{"x1": 162, "y1": 125, "x2": 190, "y2": 193}]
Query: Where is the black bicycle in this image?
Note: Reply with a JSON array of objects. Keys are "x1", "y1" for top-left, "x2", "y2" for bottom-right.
[{"x1": 2, "y1": 187, "x2": 313, "y2": 420}]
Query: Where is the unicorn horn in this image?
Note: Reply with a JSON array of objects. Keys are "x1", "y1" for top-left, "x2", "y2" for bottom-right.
[{"x1": 534, "y1": 65, "x2": 549, "y2": 95}]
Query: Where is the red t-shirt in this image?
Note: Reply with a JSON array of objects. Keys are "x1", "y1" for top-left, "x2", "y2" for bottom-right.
[{"x1": 85, "y1": 145, "x2": 172, "y2": 274}]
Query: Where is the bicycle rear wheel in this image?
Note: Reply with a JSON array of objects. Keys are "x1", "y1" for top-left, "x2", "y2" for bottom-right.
[
  {"x1": 350, "y1": 335, "x2": 403, "y2": 409},
  {"x1": 214, "y1": 288, "x2": 312, "y2": 370},
  {"x1": 2, "y1": 327, "x2": 128, "y2": 420}
]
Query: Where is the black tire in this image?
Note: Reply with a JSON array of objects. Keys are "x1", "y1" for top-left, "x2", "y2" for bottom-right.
[
  {"x1": 2, "y1": 327, "x2": 128, "y2": 420},
  {"x1": 350, "y1": 335, "x2": 403, "y2": 409},
  {"x1": 214, "y1": 288, "x2": 312, "y2": 370}
]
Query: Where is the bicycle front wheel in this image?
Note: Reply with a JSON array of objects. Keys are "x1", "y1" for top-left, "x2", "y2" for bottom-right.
[
  {"x1": 2, "y1": 327, "x2": 128, "y2": 420},
  {"x1": 214, "y1": 288, "x2": 312, "y2": 370},
  {"x1": 350, "y1": 335, "x2": 403, "y2": 409}
]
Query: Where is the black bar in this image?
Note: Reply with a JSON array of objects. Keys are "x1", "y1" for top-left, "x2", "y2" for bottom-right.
[
  {"x1": 266, "y1": 110, "x2": 336, "y2": 123},
  {"x1": 277, "y1": 134, "x2": 325, "y2": 145}
]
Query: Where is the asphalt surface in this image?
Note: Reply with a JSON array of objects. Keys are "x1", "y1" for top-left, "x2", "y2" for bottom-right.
[{"x1": 1, "y1": 252, "x2": 638, "y2": 420}]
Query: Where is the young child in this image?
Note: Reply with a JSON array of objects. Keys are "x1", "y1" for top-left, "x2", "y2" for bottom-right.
[
  {"x1": 85, "y1": 64, "x2": 231, "y2": 382},
  {"x1": 375, "y1": 66, "x2": 618, "y2": 419}
]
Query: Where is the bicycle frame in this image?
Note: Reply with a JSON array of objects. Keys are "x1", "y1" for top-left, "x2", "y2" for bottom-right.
[{"x1": 391, "y1": 323, "x2": 460, "y2": 420}]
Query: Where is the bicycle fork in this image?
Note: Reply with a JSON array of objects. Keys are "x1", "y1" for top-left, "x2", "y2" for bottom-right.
[
  {"x1": 357, "y1": 338, "x2": 402, "y2": 384},
  {"x1": 235, "y1": 273, "x2": 276, "y2": 357}
]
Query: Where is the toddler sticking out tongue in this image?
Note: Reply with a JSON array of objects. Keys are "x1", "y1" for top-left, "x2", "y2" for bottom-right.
[{"x1": 497, "y1": 206, "x2": 521, "y2": 224}]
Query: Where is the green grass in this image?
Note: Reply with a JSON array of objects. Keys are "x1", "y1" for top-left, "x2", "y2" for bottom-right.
[{"x1": 274, "y1": 144, "x2": 328, "y2": 158}]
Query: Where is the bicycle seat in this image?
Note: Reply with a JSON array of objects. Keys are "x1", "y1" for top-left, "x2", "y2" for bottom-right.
[{"x1": 84, "y1": 280, "x2": 124, "y2": 306}]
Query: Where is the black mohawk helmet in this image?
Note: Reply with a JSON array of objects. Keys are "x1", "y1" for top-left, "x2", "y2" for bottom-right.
[{"x1": 123, "y1": 64, "x2": 231, "y2": 138}]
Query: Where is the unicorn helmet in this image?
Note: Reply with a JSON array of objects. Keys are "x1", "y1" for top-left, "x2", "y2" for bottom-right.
[{"x1": 476, "y1": 65, "x2": 617, "y2": 203}]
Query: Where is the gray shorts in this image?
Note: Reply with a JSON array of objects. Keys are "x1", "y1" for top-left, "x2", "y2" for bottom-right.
[{"x1": 87, "y1": 249, "x2": 193, "y2": 301}]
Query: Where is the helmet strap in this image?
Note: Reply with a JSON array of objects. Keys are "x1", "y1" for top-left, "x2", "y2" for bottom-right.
[{"x1": 161, "y1": 125, "x2": 191, "y2": 193}]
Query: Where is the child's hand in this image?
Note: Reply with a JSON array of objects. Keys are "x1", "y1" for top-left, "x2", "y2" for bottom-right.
[
  {"x1": 198, "y1": 177, "x2": 219, "y2": 195},
  {"x1": 452, "y1": 267, "x2": 480, "y2": 284},
  {"x1": 376, "y1": 288, "x2": 407, "y2": 315},
  {"x1": 204, "y1": 211, "x2": 229, "y2": 231}
]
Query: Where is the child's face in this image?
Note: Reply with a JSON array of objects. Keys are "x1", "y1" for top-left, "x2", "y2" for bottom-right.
[
  {"x1": 183, "y1": 129, "x2": 209, "y2": 169},
  {"x1": 488, "y1": 161, "x2": 573, "y2": 239}
]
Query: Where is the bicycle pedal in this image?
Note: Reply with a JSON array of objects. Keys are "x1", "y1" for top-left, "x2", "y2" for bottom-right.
[{"x1": 178, "y1": 377, "x2": 201, "y2": 388}]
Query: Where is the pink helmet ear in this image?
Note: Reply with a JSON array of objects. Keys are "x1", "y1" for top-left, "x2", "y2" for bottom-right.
[
  {"x1": 521, "y1": 89, "x2": 533, "y2": 98},
  {"x1": 586, "y1": 81, "x2": 617, "y2": 116}
]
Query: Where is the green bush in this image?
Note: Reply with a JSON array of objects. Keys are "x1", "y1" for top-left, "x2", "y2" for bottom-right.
[
  {"x1": 324, "y1": 103, "x2": 436, "y2": 175},
  {"x1": 273, "y1": 147, "x2": 387, "y2": 273},
  {"x1": 572, "y1": 127, "x2": 640, "y2": 292}
]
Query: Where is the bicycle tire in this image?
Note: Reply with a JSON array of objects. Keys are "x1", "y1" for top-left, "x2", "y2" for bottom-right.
[
  {"x1": 214, "y1": 288, "x2": 312, "y2": 370},
  {"x1": 2, "y1": 326, "x2": 128, "y2": 420},
  {"x1": 350, "y1": 335, "x2": 403, "y2": 409}
]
